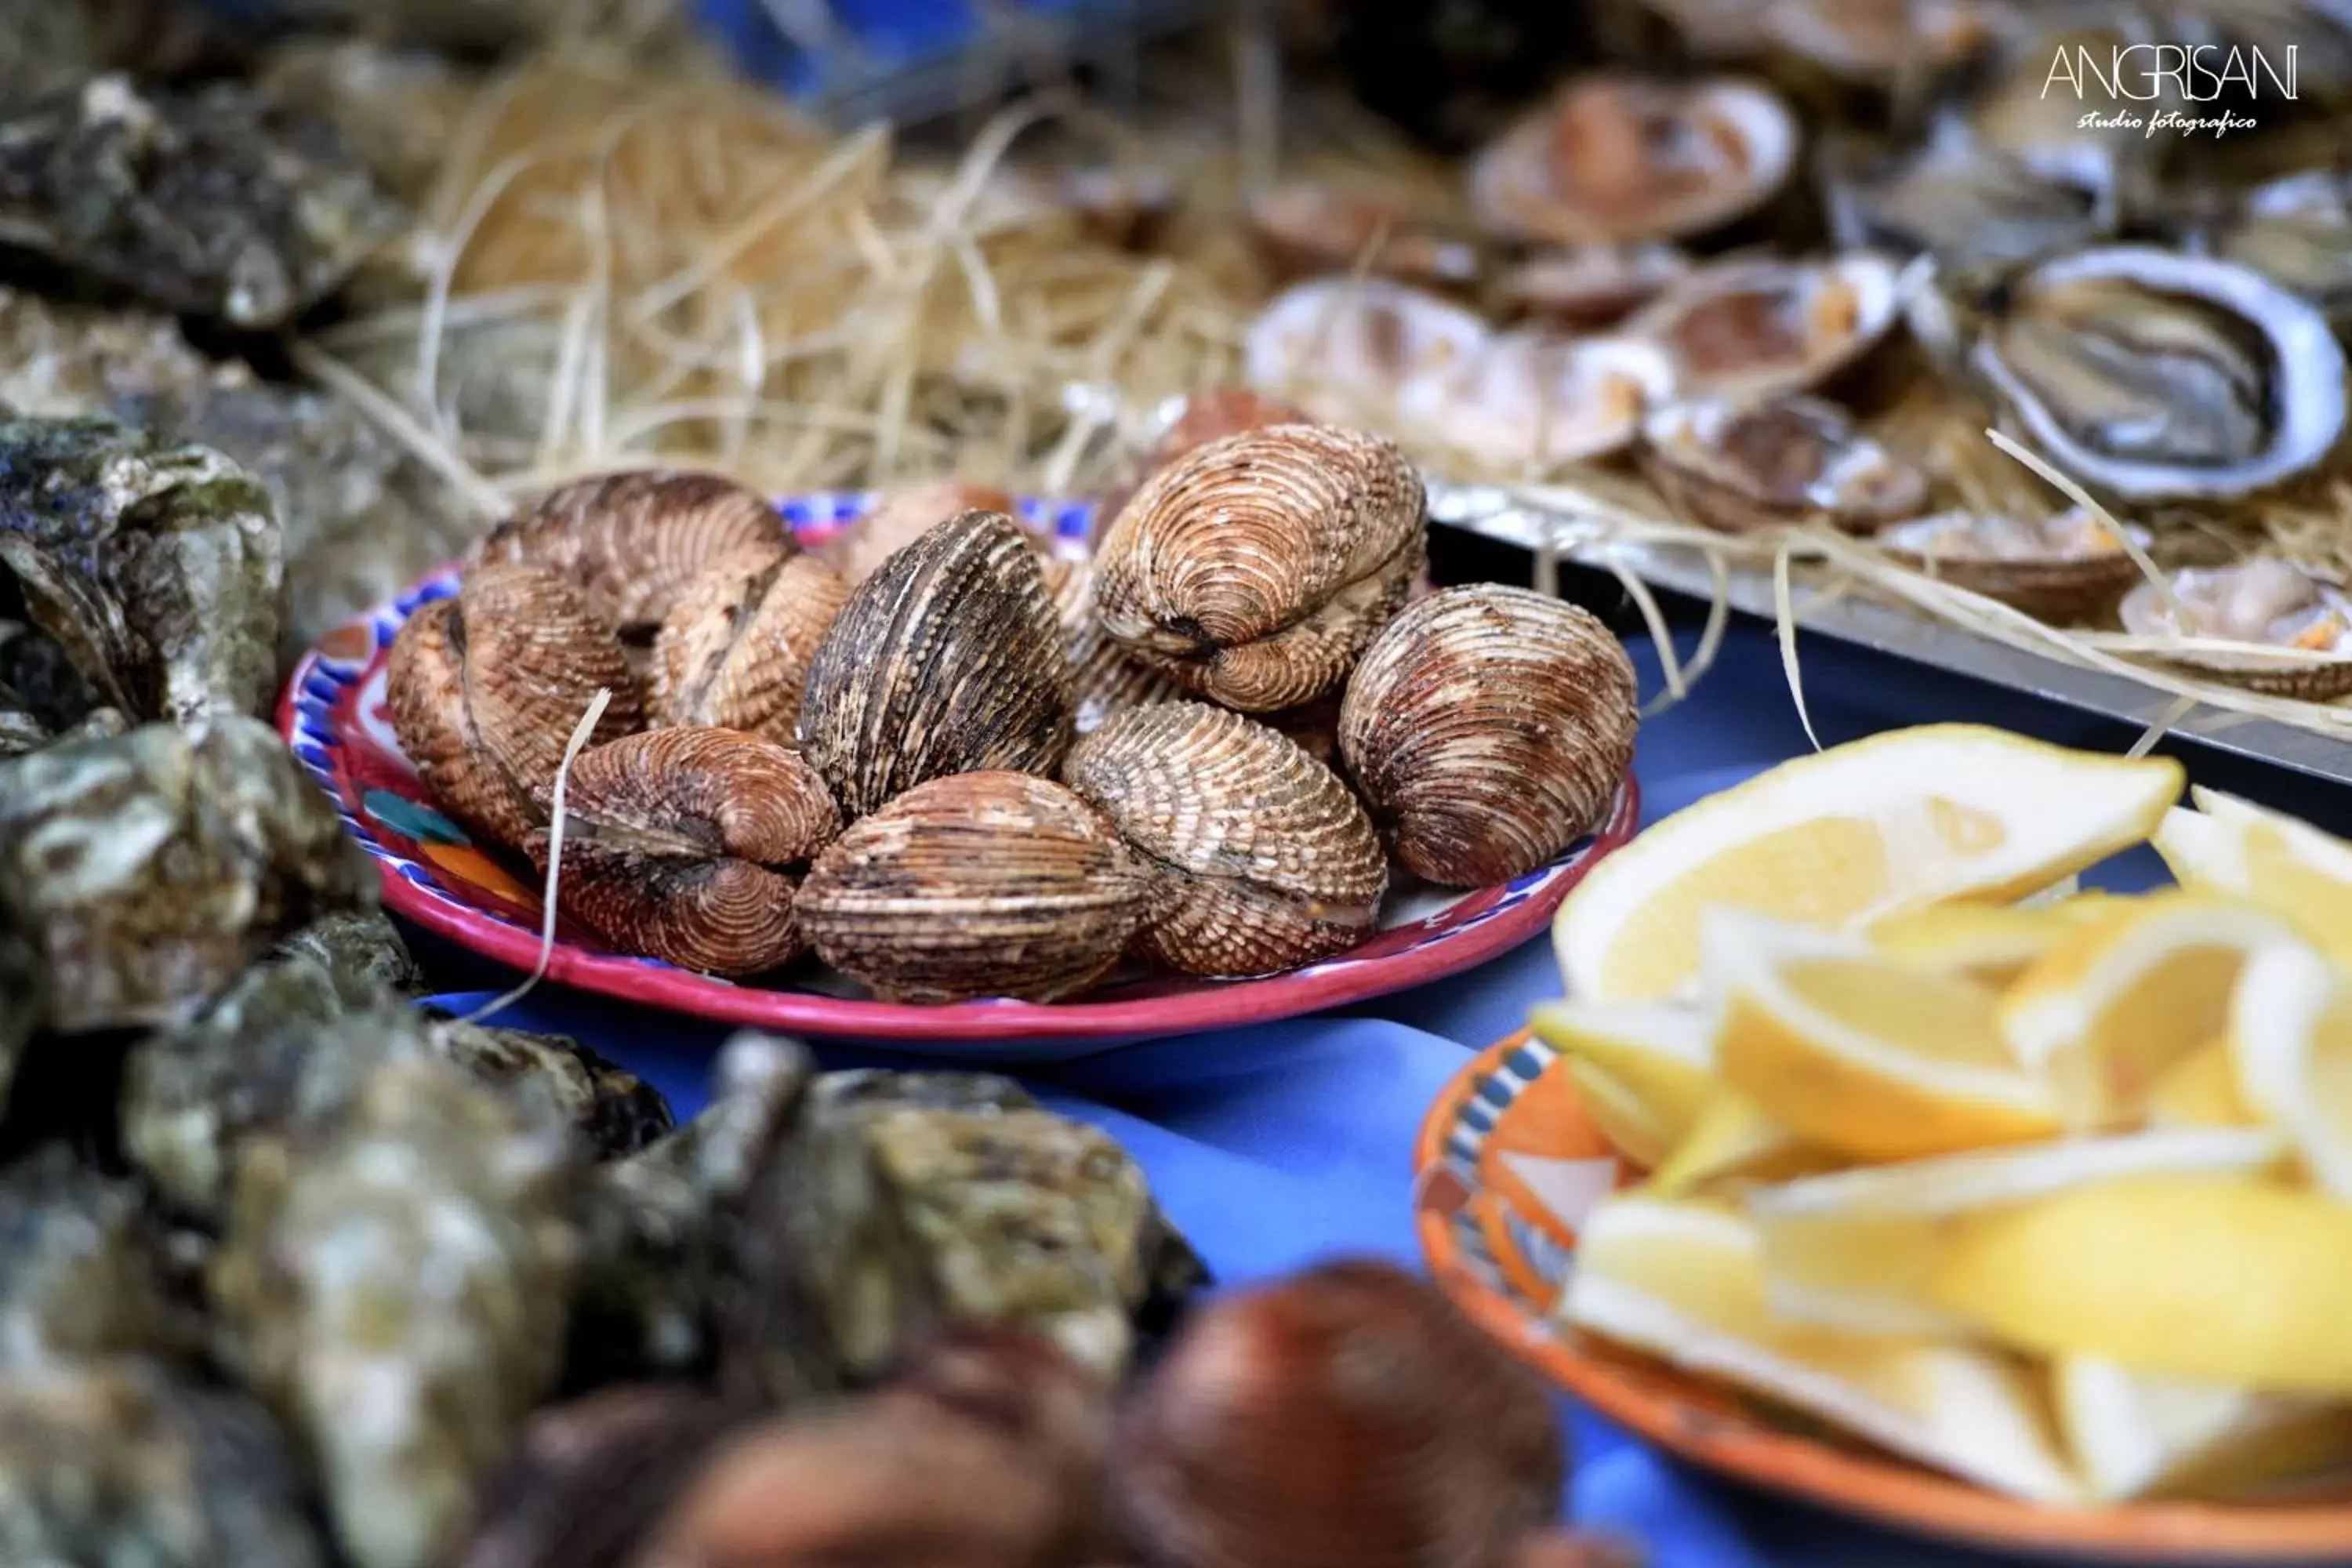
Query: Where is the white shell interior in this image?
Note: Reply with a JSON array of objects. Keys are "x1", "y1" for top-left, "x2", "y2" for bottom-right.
[
  {"x1": 1243, "y1": 278, "x2": 1493, "y2": 430},
  {"x1": 1629, "y1": 252, "x2": 1904, "y2": 402},
  {"x1": 2119, "y1": 560, "x2": 2352, "y2": 660},
  {"x1": 1877, "y1": 506, "x2": 2150, "y2": 562},
  {"x1": 1644, "y1": 394, "x2": 1921, "y2": 514},
  {"x1": 1426, "y1": 332, "x2": 1680, "y2": 469}
]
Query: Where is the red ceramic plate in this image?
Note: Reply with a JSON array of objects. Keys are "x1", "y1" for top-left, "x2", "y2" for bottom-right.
[
  {"x1": 1414, "y1": 1031, "x2": 2352, "y2": 1562},
  {"x1": 276, "y1": 493, "x2": 1639, "y2": 1056}
]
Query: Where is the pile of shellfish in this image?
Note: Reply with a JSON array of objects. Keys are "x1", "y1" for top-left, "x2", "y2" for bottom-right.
[
  {"x1": 1232, "y1": 4, "x2": 2352, "y2": 702},
  {"x1": 387, "y1": 426, "x2": 1640, "y2": 995}
]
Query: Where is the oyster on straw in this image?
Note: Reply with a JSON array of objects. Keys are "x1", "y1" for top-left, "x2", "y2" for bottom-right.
[
  {"x1": 1423, "y1": 329, "x2": 1678, "y2": 473},
  {"x1": 1875, "y1": 507, "x2": 2150, "y2": 622},
  {"x1": 1244, "y1": 182, "x2": 1486, "y2": 291},
  {"x1": 2119, "y1": 558, "x2": 2352, "y2": 700},
  {"x1": 1821, "y1": 130, "x2": 2114, "y2": 280},
  {"x1": 1625, "y1": 252, "x2": 1904, "y2": 403},
  {"x1": 1640, "y1": 394, "x2": 1929, "y2": 534},
  {"x1": 0, "y1": 76, "x2": 401, "y2": 328},
  {"x1": 1497, "y1": 244, "x2": 1693, "y2": 330},
  {"x1": 2194, "y1": 170, "x2": 2352, "y2": 328},
  {"x1": 1907, "y1": 247, "x2": 2351, "y2": 502},
  {"x1": 1468, "y1": 75, "x2": 1798, "y2": 245},
  {"x1": 1243, "y1": 277, "x2": 1491, "y2": 433}
]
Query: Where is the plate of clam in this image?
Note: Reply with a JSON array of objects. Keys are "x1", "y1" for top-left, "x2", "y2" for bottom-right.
[{"x1": 282, "y1": 416, "x2": 1642, "y2": 1051}]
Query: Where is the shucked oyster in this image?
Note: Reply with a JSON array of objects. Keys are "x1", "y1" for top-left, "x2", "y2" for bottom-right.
[
  {"x1": 2119, "y1": 558, "x2": 2352, "y2": 700},
  {"x1": 0, "y1": 414, "x2": 281, "y2": 726},
  {"x1": 1243, "y1": 278, "x2": 1492, "y2": 437},
  {"x1": 1243, "y1": 182, "x2": 1486, "y2": 291},
  {"x1": 1909, "y1": 247, "x2": 2350, "y2": 502},
  {"x1": 1626, "y1": 252, "x2": 1904, "y2": 404},
  {"x1": 0, "y1": 76, "x2": 402, "y2": 328},
  {"x1": 1497, "y1": 244, "x2": 1694, "y2": 330},
  {"x1": 1876, "y1": 507, "x2": 2149, "y2": 622},
  {"x1": 1640, "y1": 395, "x2": 1929, "y2": 534},
  {"x1": 1822, "y1": 129, "x2": 2114, "y2": 281},
  {"x1": 0, "y1": 716, "x2": 374, "y2": 1033},
  {"x1": 2193, "y1": 170, "x2": 2352, "y2": 328},
  {"x1": 1422, "y1": 330, "x2": 1678, "y2": 474}
]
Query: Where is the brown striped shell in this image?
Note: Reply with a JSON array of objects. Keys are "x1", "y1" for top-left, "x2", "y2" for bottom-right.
[
  {"x1": 794, "y1": 771, "x2": 1150, "y2": 1004},
  {"x1": 383, "y1": 561, "x2": 643, "y2": 851},
  {"x1": 1112, "y1": 1260, "x2": 1566, "y2": 1568},
  {"x1": 1339, "y1": 586, "x2": 1636, "y2": 887},
  {"x1": 470, "y1": 470, "x2": 786, "y2": 633},
  {"x1": 1092, "y1": 424, "x2": 1427, "y2": 713},
  {"x1": 652, "y1": 545, "x2": 851, "y2": 746},
  {"x1": 524, "y1": 727, "x2": 841, "y2": 977},
  {"x1": 797, "y1": 510, "x2": 1076, "y2": 820},
  {"x1": 1095, "y1": 390, "x2": 1316, "y2": 536},
  {"x1": 822, "y1": 480, "x2": 1021, "y2": 589},
  {"x1": 1044, "y1": 556, "x2": 1187, "y2": 736},
  {"x1": 1062, "y1": 702, "x2": 1386, "y2": 978}
]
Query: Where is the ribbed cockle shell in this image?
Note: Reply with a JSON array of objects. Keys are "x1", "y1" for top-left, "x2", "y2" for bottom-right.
[
  {"x1": 470, "y1": 470, "x2": 786, "y2": 634},
  {"x1": 1063, "y1": 702, "x2": 1386, "y2": 977},
  {"x1": 823, "y1": 480, "x2": 1021, "y2": 589},
  {"x1": 1095, "y1": 390, "x2": 1315, "y2": 536},
  {"x1": 1093, "y1": 424, "x2": 1426, "y2": 712},
  {"x1": 652, "y1": 545, "x2": 850, "y2": 746},
  {"x1": 797, "y1": 510, "x2": 1076, "y2": 820},
  {"x1": 525, "y1": 727, "x2": 841, "y2": 977},
  {"x1": 1340, "y1": 586, "x2": 1635, "y2": 887},
  {"x1": 1044, "y1": 556, "x2": 1187, "y2": 736},
  {"x1": 384, "y1": 561, "x2": 643, "y2": 851},
  {"x1": 795, "y1": 771, "x2": 1149, "y2": 1003},
  {"x1": 1112, "y1": 1259, "x2": 1566, "y2": 1568}
]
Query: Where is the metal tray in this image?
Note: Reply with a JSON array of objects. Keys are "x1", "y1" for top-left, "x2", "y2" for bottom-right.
[{"x1": 1425, "y1": 479, "x2": 2352, "y2": 790}]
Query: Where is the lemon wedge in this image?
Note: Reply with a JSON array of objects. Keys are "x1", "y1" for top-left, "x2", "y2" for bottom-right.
[
  {"x1": 1552, "y1": 725, "x2": 2183, "y2": 1004},
  {"x1": 1744, "y1": 1128, "x2": 2284, "y2": 1337},
  {"x1": 1932, "y1": 1175, "x2": 2352, "y2": 1395},
  {"x1": 1647, "y1": 1088, "x2": 1833, "y2": 1198},
  {"x1": 1999, "y1": 893, "x2": 2304, "y2": 1128},
  {"x1": 2157, "y1": 788, "x2": 2352, "y2": 972},
  {"x1": 2230, "y1": 940, "x2": 2352, "y2": 1201},
  {"x1": 1559, "y1": 1056, "x2": 1681, "y2": 1169},
  {"x1": 1529, "y1": 999, "x2": 1715, "y2": 1162},
  {"x1": 1867, "y1": 899, "x2": 2114, "y2": 988},
  {"x1": 2146, "y1": 1040, "x2": 2259, "y2": 1130},
  {"x1": 1563, "y1": 1194, "x2": 2084, "y2": 1502},
  {"x1": 2053, "y1": 1358, "x2": 2352, "y2": 1503},
  {"x1": 1705, "y1": 911, "x2": 2060, "y2": 1161}
]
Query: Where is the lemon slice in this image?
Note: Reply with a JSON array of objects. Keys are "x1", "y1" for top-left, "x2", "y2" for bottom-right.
[
  {"x1": 2230, "y1": 940, "x2": 2352, "y2": 1201},
  {"x1": 1648, "y1": 1088, "x2": 1834, "y2": 1198},
  {"x1": 1560, "y1": 1056, "x2": 1681, "y2": 1169},
  {"x1": 1999, "y1": 893, "x2": 2304, "y2": 1128},
  {"x1": 1867, "y1": 899, "x2": 2114, "y2": 987},
  {"x1": 2053, "y1": 1358, "x2": 2352, "y2": 1503},
  {"x1": 1706, "y1": 911, "x2": 2061, "y2": 1161},
  {"x1": 1552, "y1": 725, "x2": 2183, "y2": 1004},
  {"x1": 1932, "y1": 1175, "x2": 2352, "y2": 1395},
  {"x1": 1745, "y1": 1128, "x2": 2284, "y2": 1337},
  {"x1": 1529, "y1": 999, "x2": 1715, "y2": 1161},
  {"x1": 1563, "y1": 1194, "x2": 2084, "y2": 1502},
  {"x1": 2158, "y1": 788, "x2": 2352, "y2": 972},
  {"x1": 2146, "y1": 1040, "x2": 2258, "y2": 1130}
]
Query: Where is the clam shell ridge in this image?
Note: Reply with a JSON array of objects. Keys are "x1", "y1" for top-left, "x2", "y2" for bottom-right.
[
  {"x1": 527, "y1": 727, "x2": 841, "y2": 978},
  {"x1": 794, "y1": 771, "x2": 1151, "y2": 1004},
  {"x1": 385, "y1": 561, "x2": 643, "y2": 851},
  {"x1": 1093, "y1": 423, "x2": 1428, "y2": 713},
  {"x1": 797, "y1": 509, "x2": 1076, "y2": 820},
  {"x1": 1113, "y1": 1258, "x2": 1566, "y2": 1568},
  {"x1": 1063, "y1": 702, "x2": 1387, "y2": 978},
  {"x1": 652, "y1": 545, "x2": 851, "y2": 746},
  {"x1": 1340, "y1": 586, "x2": 1636, "y2": 887},
  {"x1": 470, "y1": 469, "x2": 788, "y2": 633}
]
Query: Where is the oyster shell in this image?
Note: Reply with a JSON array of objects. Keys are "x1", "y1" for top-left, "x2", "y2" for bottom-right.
[
  {"x1": 0, "y1": 413, "x2": 281, "y2": 726},
  {"x1": 0, "y1": 1358, "x2": 329, "y2": 1567},
  {"x1": 2118, "y1": 558, "x2": 2352, "y2": 700},
  {"x1": 1243, "y1": 277, "x2": 1492, "y2": 434},
  {"x1": 0, "y1": 1144, "x2": 183, "y2": 1370},
  {"x1": 1244, "y1": 183, "x2": 1486, "y2": 290},
  {"x1": 525, "y1": 727, "x2": 840, "y2": 978},
  {"x1": 2198, "y1": 171, "x2": 2352, "y2": 326},
  {"x1": 796, "y1": 771, "x2": 1149, "y2": 1003},
  {"x1": 652, "y1": 545, "x2": 849, "y2": 745},
  {"x1": 1875, "y1": 507, "x2": 2149, "y2": 622},
  {"x1": 1094, "y1": 423, "x2": 1427, "y2": 712},
  {"x1": 256, "y1": 39, "x2": 474, "y2": 201},
  {"x1": 384, "y1": 560, "x2": 643, "y2": 851},
  {"x1": 1497, "y1": 244, "x2": 1694, "y2": 329},
  {"x1": 1425, "y1": 330, "x2": 1679, "y2": 474},
  {"x1": 272, "y1": 909, "x2": 423, "y2": 1003},
  {"x1": 1114, "y1": 1260, "x2": 1566, "y2": 1568},
  {"x1": 430, "y1": 1016, "x2": 673, "y2": 1160},
  {"x1": 1468, "y1": 75, "x2": 1798, "y2": 245},
  {"x1": 1908, "y1": 247, "x2": 2350, "y2": 502},
  {"x1": 1639, "y1": 394, "x2": 1930, "y2": 534},
  {"x1": 0, "y1": 285, "x2": 212, "y2": 416},
  {"x1": 0, "y1": 76, "x2": 402, "y2": 328},
  {"x1": 212, "y1": 1046, "x2": 579, "y2": 1568},
  {"x1": 1626, "y1": 252, "x2": 1904, "y2": 403},
  {"x1": 721, "y1": 1069, "x2": 1192, "y2": 1399},
  {"x1": 1064, "y1": 702, "x2": 1388, "y2": 976},
  {"x1": 819, "y1": 481, "x2": 1021, "y2": 590},
  {"x1": 0, "y1": 920, "x2": 35, "y2": 1105},
  {"x1": 1823, "y1": 129, "x2": 2114, "y2": 281},
  {"x1": 471, "y1": 470, "x2": 787, "y2": 637},
  {"x1": 0, "y1": 715, "x2": 373, "y2": 1033},
  {"x1": 1340, "y1": 586, "x2": 1638, "y2": 887},
  {"x1": 798, "y1": 509, "x2": 1076, "y2": 818}
]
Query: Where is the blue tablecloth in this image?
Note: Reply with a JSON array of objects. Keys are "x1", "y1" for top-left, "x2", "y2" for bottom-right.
[{"x1": 409, "y1": 620, "x2": 2352, "y2": 1568}]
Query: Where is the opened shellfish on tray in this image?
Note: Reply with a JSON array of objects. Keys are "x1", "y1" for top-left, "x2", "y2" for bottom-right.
[{"x1": 285, "y1": 434, "x2": 1642, "y2": 1051}]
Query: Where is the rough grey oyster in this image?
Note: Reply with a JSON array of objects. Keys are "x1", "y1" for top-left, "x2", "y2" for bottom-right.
[
  {"x1": 0, "y1": 1357, "x2": 329, "y2": 1567},
  {"x1": 0, "y1": 920, "x2": 34, "y2": 1110},
  {"x1": 431, "y1": 1014, "x2": 674, "y2": 1161},
  {"x1": 0, "y1": 285, "x2": 213, "y2": 417},
  {"x1": 321, "y1": 301, "x2": 567, "y2": 470},
  {"x1": 212, "y1": 1046, "x2": 580, "y2": 1568},
  {"x1": 0, "y1": 414, "x2": 281, "y2": 727},
  {"x1": 1821, "y1": 129, "x2": 2113, "y2": 281},
  {"x1": 0, "y1": 76, "x2": 402, "y2": 328},
  {"x1": 271, "y1": 909, "x2": 423, "y2": 1003},
  {"x1": 720, "y1": 1069, "x2": 1205, "y2": 1400},
  {"x1": 0, "y1": 1144, "x2": 184, "y2": 1369},
  {"x1": 257, "y1": 39, "x2": 474, "y2": 202},
  {"x1": 0, "y1": 715, "x2": 374, "y2": 1033}
]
